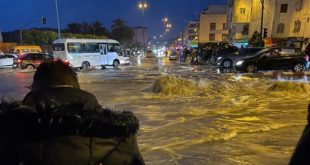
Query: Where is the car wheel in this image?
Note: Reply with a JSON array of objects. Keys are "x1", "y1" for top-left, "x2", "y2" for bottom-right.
[
  {"x1": 26, "y1": 64, "x2": 35, "y2": 70},
  {"x1": 81, "y1": 61, "x2": 90, "y2": 69},
  {"x1": 246, "y1": 64, "x2": 257, "y2": 73},
  {"x1": 293, "y1": 63, "x2": 305, "y2": 72},
  {"x1": 113, "y1": 60, "x2": 120, "y2": 68},
  {"x1": 222, "y1": 60, "x2": 232, "y2": 68}
]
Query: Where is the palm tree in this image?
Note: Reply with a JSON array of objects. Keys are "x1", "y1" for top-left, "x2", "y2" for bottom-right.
[{"x1": 92, "y1": 21, "x2": 103, "y2": 35}]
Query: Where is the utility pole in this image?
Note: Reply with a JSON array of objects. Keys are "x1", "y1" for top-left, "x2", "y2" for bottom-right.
[
  {"x1": 260, "y1": 0, "x2": 265, "y2": 38},
  {"x1": 55, "y1": 0, "x2": 61, "y2": 38}
]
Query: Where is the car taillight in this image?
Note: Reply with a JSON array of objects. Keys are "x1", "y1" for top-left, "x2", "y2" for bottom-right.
[{"x1": 64, "y1": 60, "x2": 70, "y2": 65}]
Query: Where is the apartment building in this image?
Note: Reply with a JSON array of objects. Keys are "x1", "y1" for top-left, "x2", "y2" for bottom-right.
[{"x1": 198, "y1": 5, "x2": 228, "y2": 43}]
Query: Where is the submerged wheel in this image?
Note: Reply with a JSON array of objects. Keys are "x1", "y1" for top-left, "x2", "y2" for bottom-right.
[
  {"x1": 113, "y1": 60, "x2": 120, "y2": 68},
  {"x1": 293, "y1": 63, "x2": 305, "y2": 72},
  {"x1": 81, "y1": 61, "x2": 90, "y2": 69},
  {"x1": 246, "y1": 64, "x2": 257, "y2": 73},
  {"x1": 26, "y1": 64, "x2": 35, "y2": 70},
  {"x1": 222, "y1": 60, "x2": 232, "y2": 68}
]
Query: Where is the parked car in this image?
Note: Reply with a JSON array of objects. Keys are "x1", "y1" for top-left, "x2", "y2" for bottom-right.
[
  {"x1": 234, "y1": 47, "x2": 307, "y2": 73},
  {"x1": 169, "y1": 51, "x2": 178, "y2": 60},
  {"x1": 0, "y1": 54, "x2": 18, "y2": 68},
  {"x1": 13, "y1": 53, "x2": 53, "y2": 69},
  {"x1": 215, "y1": 47, "x2": 264, "y2": 68}
]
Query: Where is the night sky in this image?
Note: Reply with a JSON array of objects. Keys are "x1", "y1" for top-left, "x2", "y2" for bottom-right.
[{"x1": 0, "y1": 0, "x2": 226, "y2": 38}]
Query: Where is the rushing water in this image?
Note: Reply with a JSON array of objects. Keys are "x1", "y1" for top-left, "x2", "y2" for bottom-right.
[{"x1": 0, "y1": 62, "x2": 309, "y2": 165}]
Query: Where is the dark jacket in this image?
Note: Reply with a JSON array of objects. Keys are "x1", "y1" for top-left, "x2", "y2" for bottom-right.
[
  {"x1": 290, "y1": 104, "x2": 310, "y2": 165},
  {"x1": 23, "y1": 87, "x2": 100, "y2": 110},
  {"x1": 0, "y1": 102, "x2": 144, "y2": 165}
]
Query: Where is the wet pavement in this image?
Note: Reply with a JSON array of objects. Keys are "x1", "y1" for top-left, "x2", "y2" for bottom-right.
[{"x1": 0, "y1": 57, "x2": 309, "y2": 165}]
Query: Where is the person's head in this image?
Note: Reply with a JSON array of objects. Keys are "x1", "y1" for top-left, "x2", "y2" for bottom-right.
[{"x1": 31, "y1": 60, "x2": 80, "y2": 91}]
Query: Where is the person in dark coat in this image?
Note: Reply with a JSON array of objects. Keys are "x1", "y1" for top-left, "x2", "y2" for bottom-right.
[
  {"x1": 290, "y1": 103, "x2": 310, "y2": 165},
  {"x1": 0, "y1": 60, "x2": 144, "y2": 165},
  {"x1": 23, "y1": 61, "x2": 99, "y2": 110}
]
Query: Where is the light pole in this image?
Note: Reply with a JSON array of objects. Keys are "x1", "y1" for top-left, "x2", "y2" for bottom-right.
[
  {"x1": 55, "y1": 0, "x2": 61, "y2": 38},
  {"x1": 138, "y1": 1, "x2": 148, "y2": 17},
  {"x1": 260, "y1": 0, "x2": 264, "y2": 38}
]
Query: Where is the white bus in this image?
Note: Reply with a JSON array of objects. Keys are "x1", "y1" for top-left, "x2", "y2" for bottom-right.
[{"x1": 52, "y1": 38, "x2": 125, "y2": 68}]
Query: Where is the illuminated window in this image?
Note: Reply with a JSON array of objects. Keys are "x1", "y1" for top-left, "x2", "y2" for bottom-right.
[{"x1": 240, "y1": 8, "x2": 246, "y2": 14}]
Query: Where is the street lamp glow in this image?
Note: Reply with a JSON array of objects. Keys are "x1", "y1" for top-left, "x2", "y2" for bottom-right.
[{"x1": 138, "y1": 2, "x2": 148, "y2": 9}]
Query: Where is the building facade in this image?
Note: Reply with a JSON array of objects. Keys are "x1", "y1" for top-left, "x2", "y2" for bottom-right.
[
  {"x1": 132, "y1": 27, "x2": 148, "y2": 48},
  {"x1": 228, "y1": 0, "x2": 310, "y2": 43},
  {"x1": 182, "y1": 21, "x2": 199, "y2": 46},
  {"x1": 199, "y1": 5, "x2": 228, "y2": 43}
]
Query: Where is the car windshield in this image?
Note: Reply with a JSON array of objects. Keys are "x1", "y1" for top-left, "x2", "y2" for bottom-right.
[{"x1": 243, "y1": 48, "x2": 270, "y2": 58}]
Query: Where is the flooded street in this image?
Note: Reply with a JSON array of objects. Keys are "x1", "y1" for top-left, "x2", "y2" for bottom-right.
[{"x1": 0, "y1": 57, "x2": 309, "y2": 165}]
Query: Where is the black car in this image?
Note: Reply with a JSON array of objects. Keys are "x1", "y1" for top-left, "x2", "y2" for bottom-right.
[
  {"x1": 234, "y1": 47, "x2": 308, "y2": 73},
  {"x1": 215, "y1": 47, "x2": 264, "y2": 68}
]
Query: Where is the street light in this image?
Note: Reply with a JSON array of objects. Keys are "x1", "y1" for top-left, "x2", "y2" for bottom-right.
[
  {"x1": 260, "y1": 0, "x2": 265, "y2": 38},
  {"x1": 138, "y1": 1, "x2": 148, "y2": 17},
  {"x1": 55, "y1": 0, "x2": 61, "y2": 38}
]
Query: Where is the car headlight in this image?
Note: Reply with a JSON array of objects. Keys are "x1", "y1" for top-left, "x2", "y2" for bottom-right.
[
  {"x1": 217, "y1": 57, "x2": 222, "y2": 60},
  {"x1": 236, "y1": 60, "x2": 244, "y2": 66}
]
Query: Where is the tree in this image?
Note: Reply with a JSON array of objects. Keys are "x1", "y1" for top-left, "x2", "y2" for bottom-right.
[
  {"x1": 110, "y1": 18, "x2": 134, "y2": 47},
  {"x1": 66, "y1": 23, "x2": 82, "y2": 34},
  {"x1": 23, "y1": 29, "x2": 57, "y2": 45},
  {"x1": 91, "y1": 21, "x2": 109, "y2": 36}
]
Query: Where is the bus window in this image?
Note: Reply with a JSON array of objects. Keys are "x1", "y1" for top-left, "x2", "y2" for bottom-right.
[
  {"x1": 85, "y1": 43, "x2": 100, "y2": 53},
  {"x1": 108, "y1": 43, "x2": 123, "y2": 56},
  {"x1": 53, "y1": 43, "x2": 65, "y2": 51},
  {"x1": 67, "y1": 42, "x2": 83, "y2": 53}
]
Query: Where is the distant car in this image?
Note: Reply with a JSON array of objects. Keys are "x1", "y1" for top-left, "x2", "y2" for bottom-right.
[
  {"x1": 13, "y1": 53, "x2": 53, "y2": 69},
  {"x1": 234, "y1": 47, "x2": 308, "y2": 73},
  {"x1": 216, "y1": 48, "x2": 264, "y2": 68},
  {"x1": 169, "y1": 51, "x2": 178, "y2": 60},
  {"x1": 0, "y1": 54, "x2": 18, "y2": 68},
  {"x1": 145, "y1": 50, "x2": 154, "y2": 58}
]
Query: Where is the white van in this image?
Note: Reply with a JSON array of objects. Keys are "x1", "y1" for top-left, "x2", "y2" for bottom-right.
[{"x1": 52, "y1": 38, "x2": 125, "y2": 68}]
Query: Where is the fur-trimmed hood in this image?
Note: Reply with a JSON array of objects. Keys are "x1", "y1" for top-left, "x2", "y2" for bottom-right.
[{"x1": 0, "y1": 101, "x2": 140, "y2": 140}]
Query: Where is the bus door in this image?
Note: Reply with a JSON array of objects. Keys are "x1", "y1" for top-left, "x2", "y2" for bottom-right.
[{"x1": 99, "y1": 44, "x2": 108, "y2": 65}]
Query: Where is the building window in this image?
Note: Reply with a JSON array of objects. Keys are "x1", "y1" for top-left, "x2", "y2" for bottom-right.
[
  {"x1": 209, "y1": 34, "x2": 215, "y2": 41},
  {"x1": 223, "y1": 23, "x2": 227, "y2": 30},
  {"x1": 242, "y1": 24, "x2": 249, "y2": 35},
  {"x1": 210, "y1": 23, "x2": 216, "y2": 30},
  {"x1": 280, "y1": 4, "x2": 288, "y2": 13},
  {"x1": 277, "y1": 23, "x2": 285, "y2": 33},
  {"x1": 240, "y1": 8, "x2": 246, "y2": 14},
  {"x1": 293, "y1": 20, "x2": 301, "y2": 33},
  {"x1": 222, "y1": 34, "x2": 228, "y2": 41}
]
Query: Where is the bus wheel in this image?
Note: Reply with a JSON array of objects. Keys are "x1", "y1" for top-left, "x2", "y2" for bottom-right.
[
  {"x1": 81, "y1": 61, "x2": 90, "y2": 69},
  {"x1": 26, "y1": 64, "x2": 35, "y2": 70},
  {"x1": 113, "y1": 60, "x2": 120, "y2": 68}
]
